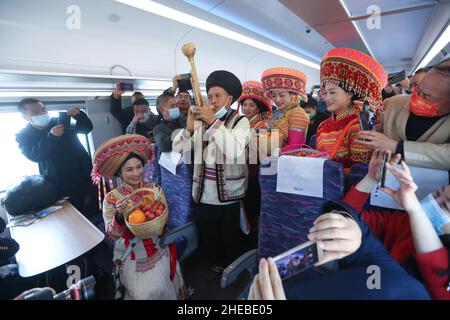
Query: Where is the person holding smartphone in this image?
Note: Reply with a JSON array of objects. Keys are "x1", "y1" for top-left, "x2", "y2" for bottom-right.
[
  {"x1": 15, "y1": 99, "x2": 104, "y2": 222},
  {"x1": 356, "y1": 58, "x2": 450, "y2": 170},
  {"x1": 248, "y1": 199, "x2": 430, "y2": 300},
  {"x1": 163, "y1": 74, "x2": 193, "y2": 115},
  {"x1": 110, "y1": 82, "x2": 158, "y2": 134}
]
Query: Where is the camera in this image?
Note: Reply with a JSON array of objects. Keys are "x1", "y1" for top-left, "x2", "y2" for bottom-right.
[
  {"x1": 24, "y1": 276, "x2": 96, "y2": 300},
  {"x1": 178, "y1": 73, "x2": 192, "y2": 92},
  {"x1": 305, "y1": 27, "x2": 311, "y2": 34}
]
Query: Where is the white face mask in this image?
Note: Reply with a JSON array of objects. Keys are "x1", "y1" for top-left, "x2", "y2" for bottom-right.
[
  {"x1": 138, "y1": 113, "x2": 150, "y2": 123},
  {"x1": 215, "y1": 96, "x2": 232, "y2": 119},
  {"x1": 31, "y1": 113, "x2": 51, "y2": 128},
  {"x1": 420, "y1": 193, "x2": 450, "y2": 235}
]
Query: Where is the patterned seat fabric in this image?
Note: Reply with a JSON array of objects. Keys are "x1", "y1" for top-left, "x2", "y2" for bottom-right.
[{"x1": 258, "y1": 159, "x2": 344, "y2": 259}]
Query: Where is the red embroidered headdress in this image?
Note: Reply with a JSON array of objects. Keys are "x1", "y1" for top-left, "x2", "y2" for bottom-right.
[
  {"x1": 261, "y1": 67, "x2": 308, "y2": 101},
  {"x1": 91, "y1": 134, "x2": 153, "y2": 184},
  {"x1": 320, "y1": 48, "x2": 387, "y2": 110},
  {"x1": 237, "y1": 81, "x2": 273, "y2": 114}
]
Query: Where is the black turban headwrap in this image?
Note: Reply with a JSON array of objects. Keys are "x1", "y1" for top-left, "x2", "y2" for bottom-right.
[{"x1": 206, "y1": 70, "x2": 242, "y2": 105}]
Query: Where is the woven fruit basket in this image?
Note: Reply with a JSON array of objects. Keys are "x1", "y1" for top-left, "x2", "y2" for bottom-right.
[{"x1": 119, "y1": 187, "x2": 168, "y2": 239}]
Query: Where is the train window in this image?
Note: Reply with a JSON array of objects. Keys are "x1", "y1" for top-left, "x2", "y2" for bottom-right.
[{"x1": 0, "y1": 110, "x2": 91, "y2": 192}]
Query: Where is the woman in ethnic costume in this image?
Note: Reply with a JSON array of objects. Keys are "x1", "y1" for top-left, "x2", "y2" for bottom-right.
[
  {"x1": 91, "y1": 134, "x2": 186, "y2": 300},
  {"x1": 237, "y1": 81, "x2": 273, "y2": 241},
  {"x1": 238, "y1": 81, "x2": 272, "y2": 129},
  {"x1": 316, "y1": 48, "x2": 387, "y2": 169},
  {"x1": 261, "y1": 67, "x2": 310, "y2": 152}
]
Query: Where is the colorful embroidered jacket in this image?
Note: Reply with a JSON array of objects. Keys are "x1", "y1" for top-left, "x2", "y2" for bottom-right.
[
  {"x1": 271, "y1": 102, "x2": 309, "y2": 148},
  {"x1": 316, "y1": 107, "x2": 371, "y2": 167}
]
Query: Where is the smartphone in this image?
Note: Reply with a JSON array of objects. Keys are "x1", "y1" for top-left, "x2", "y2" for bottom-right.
[
  {"x1": 58, "y1": 112, "x2": 71, "y2": 129},
  {"x1": 359, "y1": 101, "x2": 375, "y2": 131},
  {"x1": 388, "y1": 70, "x2": 406, "y2": 86},
  {"x1": 177, "y1": 73, "x2": 192, "y2": 92},
  {"x1": 120, "y1": 82, "x2": 134, "y2": 91},
  {"x1": 358, "y1": 110, "x2": 375, "y2": 131},
  {"x1": 272, "y1": 241, "x2": 323, "y2": 280},
  {"x1": 380, "y1": 153, "x2": 389, "y2": 188}
]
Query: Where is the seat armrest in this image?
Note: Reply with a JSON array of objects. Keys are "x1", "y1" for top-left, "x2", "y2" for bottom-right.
[
  {"x1": 159, "y1": 222, "x2": 198, "y2": 262},
  {"x1": 221, "y1": 249, "x2": 258, "y2": 288}
]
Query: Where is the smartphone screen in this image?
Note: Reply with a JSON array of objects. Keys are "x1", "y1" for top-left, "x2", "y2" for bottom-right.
[
  {"x1": 120, "y1": 83, "x2": 134, "y2": 91},
  {"x1": 359, "y1": 110, "x2": 375, "y2": 131},
  {"x1": 273, "y1": 241, "x2": 321, "y2": 280}
]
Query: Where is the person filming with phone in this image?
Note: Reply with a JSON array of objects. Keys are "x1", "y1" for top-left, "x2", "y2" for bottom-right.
[
  {"x1": 248, "y1": 198, "x2": 431, "y2": 299},
  {"x1": 163, "y1": 74, "x2": 193, "y2": 115},
  {"x1": 16, "y1": 98, "x2": 98, "y2": 218},
  {"x1": 110, "y1": 82, "x2": 160, "y2": 134}
]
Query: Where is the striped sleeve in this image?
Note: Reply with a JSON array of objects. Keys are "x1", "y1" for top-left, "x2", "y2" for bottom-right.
[
  {"x1": 289, "y1": 107, "x2": 309, "y2": 133},
  {"x1": 348, "y1": 122, "x2": 372, "y2": 164}
]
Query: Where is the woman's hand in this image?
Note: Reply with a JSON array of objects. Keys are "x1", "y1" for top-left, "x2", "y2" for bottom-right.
[
  {"x1": 248, "y1": 258, "x2": 286, "y2": 300},
  {"x1": 380, "y1": 161, "x2": 420, "y2": 211},
  {"x1": 367, "y1": 149, "x2": 401, "y2": 181},
  {"x1": 308, "y1": 212, "x2": 362, "y2": 265}
]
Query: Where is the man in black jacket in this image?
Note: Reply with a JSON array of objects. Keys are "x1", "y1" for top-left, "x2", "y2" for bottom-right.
[
  {"x1": 15, "y1": 98, "x2": 97, "y2": 217},
  {"x1": 110, "y1": 83, "x2": 160, "y2": 134},
  {"x1": 153, "y1": 93, "x2": 187, "y2": 152}
]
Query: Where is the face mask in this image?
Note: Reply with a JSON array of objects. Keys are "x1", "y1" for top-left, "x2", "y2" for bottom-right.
[
  {"x1": 215, "y1": 97, "x2": 231, "y2": 119},
  {"x1": 168, "y1": 107, "x2": 180, "y2": 120},
  {"x1": 409, "y1": 91, "x2": 442, "y2": 117},
  {"x1": 31, "y1": 113, "x2": 50, "y2": 128},
  {"x1": 138, "y1": 113, "x2": 150, "y2": 123},
  {"x1": 420, "y1": 193, "x2": 450, "y2": 235}
]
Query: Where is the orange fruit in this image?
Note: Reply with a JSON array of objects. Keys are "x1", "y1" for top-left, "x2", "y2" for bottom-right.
[
  {"x1": 142, "y1": 194, "x2": 155, "y2": 205},
  {"x1": 128, "y1": 209, "x2": 146, "y2": 224}
]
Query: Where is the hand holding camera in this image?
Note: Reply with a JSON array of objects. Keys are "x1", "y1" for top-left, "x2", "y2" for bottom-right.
[{"x1": 50, "y1": 124, "x2": 65, "y2": 137}]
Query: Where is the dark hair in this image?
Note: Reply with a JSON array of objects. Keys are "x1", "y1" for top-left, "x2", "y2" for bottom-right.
[
  {"x1": 433, "y1": 61, "x2": 450, "y2": 98},
  {"x1": 415, "y1": 66, "x2": 432, "y2": 75},
  {"x1": 176, "y1": 90, "x2": 191, "y2": 98},
  {"x1": 156, "y1": 94, "x2": 175, "y2": 110},
  {"x1": 305, "y1": 94, "x2": 317, "y2": 108},
  {"x1": 240, "y1": 98, "x2": 268, "y2": 113},
  {"x1": 132, "y1": 91, "x2": 144, "y2": 98},
  {"x1": 132, "y1": 98, "x2": 149, "y2": 107},
  {"x1": 116, "y1": 152, "x2": 145, "y2": 176},
  {"x1": 18, "y1": 98, "x2": 41, "y2": 113},
  {"x1": 434, "y1": 63, "x2": 450, "y2": 76}
]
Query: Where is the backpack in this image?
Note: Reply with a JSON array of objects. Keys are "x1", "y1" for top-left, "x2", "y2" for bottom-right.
[{"x1": 1, "y1": 175, "x2": 58, "y2": 216}]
